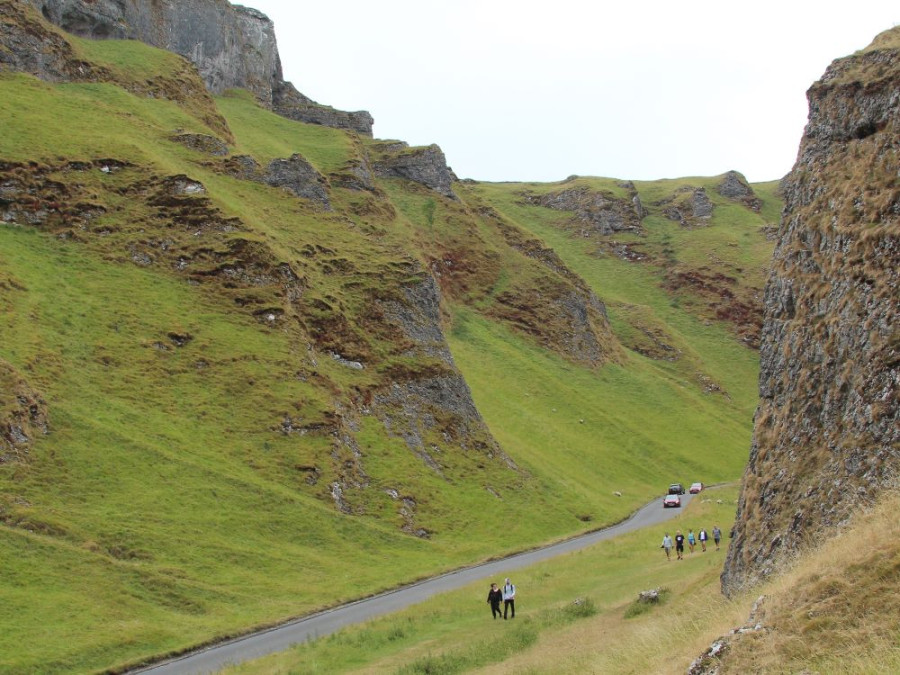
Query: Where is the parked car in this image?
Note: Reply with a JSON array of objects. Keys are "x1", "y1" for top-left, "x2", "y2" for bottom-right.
[
  {"x1": 663, "y1": 494, "x2": 681, "y2": 508},
  {"x1": 689, "y1": 482, "x2": 704, "y2": 494},
  {"x1": 668, "y1": 483, "x2": 685, "y2": 495}
]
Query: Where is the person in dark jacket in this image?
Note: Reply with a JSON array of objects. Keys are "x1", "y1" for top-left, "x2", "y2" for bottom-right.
[{"x1": 487, "y1": 582, "x2": 503, "y2": 619}]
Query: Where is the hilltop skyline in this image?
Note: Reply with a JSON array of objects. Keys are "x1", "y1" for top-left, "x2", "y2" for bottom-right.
[{"x1": 250, "y1": 0, "x2": 898, "y2": 183}]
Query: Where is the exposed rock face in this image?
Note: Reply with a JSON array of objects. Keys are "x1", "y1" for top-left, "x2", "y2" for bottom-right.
[
  {"x1": 717, "y1": 170, "x2": 762, "y2": 211},
  {"x1": 526, "y1": 186, "x2": 643, "y2": 235},
  {"x1": 721, "y1": 28, "x2": 900, "y2": 596},
  {"x1": 263, "y1": 155, "x2": 331, "y2": 208},
  {"x1": 25, "y1": 0, "x2": 373, "y2": 133},
  {"x1": 171, "y1": 133, "x2": 229, "y2": 156},
  {"x1": 273, "y1": 81, "x2": 374, "y2": 136},
  {"x1": 482, "y1": 207, "x2": 619, "y2": 367},
  {"x1": 2, "y1": 2, "x2": 231, "y2": 137},
  {"x1": 378, "y1": 276, "x2": 454, "y2": 365},
  {"x1": 368, "y1": 276, "x2": 516, "y2": 484},
  {"x1": 29, "y1": 0, "x2": 281, "y2": 102},
  {"x1": 222, "y1": 154, "x2": 331, "y2": 208},
  {"x1": 0, "y1": 1, "x2": 104, "y2": 81},
  {"x1": 659, "y1": 187, "x2": 714, "y2": 226},
  {"x1": 0, "y1": 360, "x2": 49, "y2": 463},
  {"x1": 372, "y1": 143, "x2": 457, "y2": 199}
]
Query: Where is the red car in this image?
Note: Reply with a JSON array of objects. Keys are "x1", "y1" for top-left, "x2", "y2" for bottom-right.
[
  {"x1": 689, "y1": 482, "x2": 704, "y2": 494},
  {"x1": 663, "y1": 494, "x2": 681, "y2": 508}
]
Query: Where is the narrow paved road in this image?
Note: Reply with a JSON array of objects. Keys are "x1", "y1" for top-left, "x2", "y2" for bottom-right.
[{"x1": 135, "y1": 492, "x2": 694, "y2": 674}]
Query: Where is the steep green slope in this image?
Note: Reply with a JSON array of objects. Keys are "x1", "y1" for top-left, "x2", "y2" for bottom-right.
[{"x1": 0, "y1": 9, "x2": 775, "y2": 671}]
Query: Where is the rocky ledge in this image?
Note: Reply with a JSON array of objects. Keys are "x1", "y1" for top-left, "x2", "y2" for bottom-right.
[{"x1": 371, "y1": 142, "x2": 457, "y2": 199}]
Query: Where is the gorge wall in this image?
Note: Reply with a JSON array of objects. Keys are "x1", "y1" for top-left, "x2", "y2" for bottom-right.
[{"x1": 721, "y1": 28, "x2": 900, "y2": 595}]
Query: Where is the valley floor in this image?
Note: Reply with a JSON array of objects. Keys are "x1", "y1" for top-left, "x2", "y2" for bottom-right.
[
  {"x1": 219, "y1": 486, "x2": 900, "y2": 674},
  {"x1": 135, "y1": 493, "x2": 699, "y2": 673}
]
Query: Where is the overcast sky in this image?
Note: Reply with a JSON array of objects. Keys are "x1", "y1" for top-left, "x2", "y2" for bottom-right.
[{"x1": 247, "y1": 1, "x2": 898, "y2": 184}]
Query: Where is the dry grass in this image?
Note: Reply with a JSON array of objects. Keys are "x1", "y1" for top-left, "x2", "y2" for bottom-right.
[
  {"x1": 471, "y1": 573, "x2": 751, "y2": 675},
  {"x1": 715, "y1": 490, "x2": 900, "y2": 674},
  {"x1": 467, "y1": 491, "x2": 900, "y2": 674}
]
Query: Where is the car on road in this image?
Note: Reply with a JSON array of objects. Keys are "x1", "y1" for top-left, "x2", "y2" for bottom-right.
[
  {"x1": 663, "y1": 494, "x2": 681, "y2": 508},
  {"x1": 689, "y1": 482, "x2": 704, "y2": 494},
  {"x1": 668, "y1": 483, "x2": 685, "y2": 495}
]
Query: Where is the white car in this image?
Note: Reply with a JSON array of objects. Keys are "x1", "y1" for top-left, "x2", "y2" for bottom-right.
[{"x1": 689, "y1": 482, "x2": 704, "y2": 494}]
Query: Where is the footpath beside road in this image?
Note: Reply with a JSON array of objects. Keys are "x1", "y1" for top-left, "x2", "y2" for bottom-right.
[{"x1": 135, "y1": 492, "x2": 695, "y2": 674}]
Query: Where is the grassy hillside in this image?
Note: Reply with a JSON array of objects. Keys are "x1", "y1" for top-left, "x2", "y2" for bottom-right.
[
  {"x1": 1, "y1": 9, "x2": 775, "y2": 672},
  {"x1": 221, "y1": 486, "x2": 743, "y2": 673},
  {"x1": 221, "y1": 488, "x2": 900, "y2": 674}
]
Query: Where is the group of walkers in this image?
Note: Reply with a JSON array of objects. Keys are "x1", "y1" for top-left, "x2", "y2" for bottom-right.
[
  {"x1": 660, "y1": 525, "x2": 721, "y2": 560},
  {"x1": 486, "y1": 578, "x2": 516, "y2": 619}
]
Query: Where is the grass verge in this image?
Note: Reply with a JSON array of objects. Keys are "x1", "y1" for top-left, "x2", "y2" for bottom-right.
[{"x1": 220, "y1": 487, "x2": 740, "y2": 673}]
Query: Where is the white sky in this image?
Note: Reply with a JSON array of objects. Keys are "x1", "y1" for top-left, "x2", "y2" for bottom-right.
[{"x1": 247, "y1": 1, "x2": 898, "y2": 184}]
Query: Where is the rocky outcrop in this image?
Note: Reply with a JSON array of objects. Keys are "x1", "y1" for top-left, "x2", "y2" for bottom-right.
[
  {"x1": 222, "y1": 154, "x2": 331, "y2": 208},
  {"x1": 26, "y1": 0, "x2": 373, "y2": 133},
  {"x1": 0, "y1": 1, "x2": 105, "y2": 81},
  {"x1": 371, "y1": 143, "x2": 457, "y2": 199},
  {"x1": 377, "y1": 276, "x2": 454, "y2": 365},
  {"x1": 354, "y1": 276, "x2": 517, "y2": 521},
  {"x1": 722, "y1": 28, "x2": 900, "y2": 596},
  {"x1": 525, "y1": 185, "x2": 643, "y2": 235},
  {"x1": 273, "y1": 81, "x2": 374, "y2": 136},
  {"x1": 717, "y1": 170, "x2": 762, "y2": 211},
  {"x1": 2, "y1": 2, "x2": 231, "y2": 137},
  {"x1": 370, "y1": 276, "x2": 508, "y2": 465},
  {"x1": 29, "y1": 0, "x2": 281, "y2": 102},
  {"x1": 658, "y1": 187, "x2": 714, "y2": 226},
  {"x1": 481, "y1": 207, "x2": 619, "y2": 367},
  {"x1": 0, "y1": 360, "x2": 49, "y2": 463},
  {"x1": 171, "y1": 133, "x2": 229, "y2": 156}
]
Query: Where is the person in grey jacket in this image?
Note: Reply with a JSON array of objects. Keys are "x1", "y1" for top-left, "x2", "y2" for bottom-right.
[
  {"x1": 661, "y1": 533, "x2": 673, "y2": 560},
  {"x1": 502, "y1": 578, "x2": 516, "y2": 619}
]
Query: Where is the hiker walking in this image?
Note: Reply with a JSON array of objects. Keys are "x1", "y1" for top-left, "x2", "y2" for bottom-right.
[
  {"x1": 675, "y1": 531, "x2": 685, "y2": 560},
  {"x1": 687, "y1": 529, "x2": 696, "y2": 554},
  {"x1": 487, "y1": 582, "x2": 503, "y2": 619},
  {"x1": 502, "y1": 578, "x2": 516, "y2": 619},
  {"x1": 661, "y1": 532, "x2": 673, "y2": 560},
  {"x1": 699, "y1": 528, "x2": 708, "y2": 552},
  {"x1": 713, "y1": 525, "x2": 722, "y2": 551}
]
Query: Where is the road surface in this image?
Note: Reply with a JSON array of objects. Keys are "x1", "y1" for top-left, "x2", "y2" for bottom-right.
[{"x1": 135, "y1": 492, "x2": 695, "y2": 674}]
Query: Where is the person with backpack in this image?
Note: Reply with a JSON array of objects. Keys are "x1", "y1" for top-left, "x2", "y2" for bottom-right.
[
  {"x1": 713, "y1": 525, "x2": 722, "y2": 551},
  {"x1": 502, "y1": 578, "x2": 516, "y2": 619}
]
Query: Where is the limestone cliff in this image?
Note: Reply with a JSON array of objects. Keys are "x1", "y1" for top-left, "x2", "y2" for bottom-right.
[
  {"x1": 25, "y1": 0, "x2": 373, "y2": 134},
  {"x1": 721, "y1": 28, "x2": 900, "y2": 595}
]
